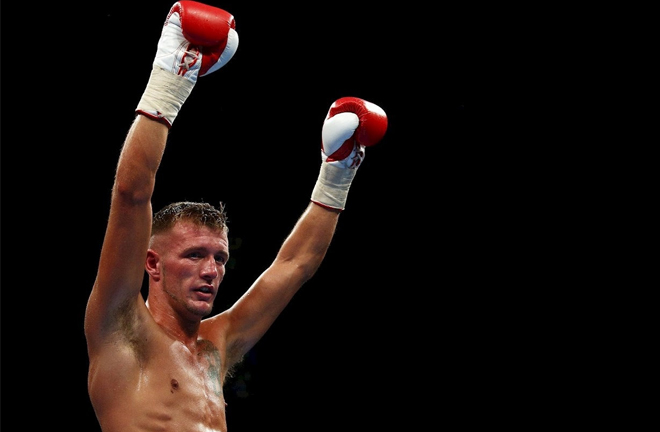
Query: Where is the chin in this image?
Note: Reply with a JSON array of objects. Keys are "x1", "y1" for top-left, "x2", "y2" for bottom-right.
[{"x1": 187, "y1": 302, "x2": 213, "y2": 318}]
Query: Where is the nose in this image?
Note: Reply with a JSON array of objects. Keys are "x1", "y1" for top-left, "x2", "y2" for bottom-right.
[{"x1": 201, "y1": 256, "x2": 219, "y2": 280}]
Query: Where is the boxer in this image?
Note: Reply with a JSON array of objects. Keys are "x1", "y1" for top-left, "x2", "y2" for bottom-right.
[{"x1": 84, "y1": 2, "x2": 387, "y2": 431}]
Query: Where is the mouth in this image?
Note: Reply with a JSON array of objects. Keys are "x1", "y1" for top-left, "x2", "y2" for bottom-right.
[{"x1": 193, "y1": 286, "x2": 214, "y2": 301}]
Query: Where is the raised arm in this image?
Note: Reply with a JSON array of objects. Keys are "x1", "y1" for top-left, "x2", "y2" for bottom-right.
[
  {"x1": 216, "y1": 97, "x2": 388, "y2": 362},
  {"x1": 84, "y1": 1, "x2": 238, "y2": 350}
]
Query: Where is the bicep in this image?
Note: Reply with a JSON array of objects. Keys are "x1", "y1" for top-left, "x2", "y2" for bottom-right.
[
  {"x1": 220, "y1": 204, "x2": 340, "y2": 360},
  {"x1": 85, "y1": 198, "x2": 152, "y2": 348},
  {"x1": 222, "y1": 261, "x2": 307, "y2": 358}
]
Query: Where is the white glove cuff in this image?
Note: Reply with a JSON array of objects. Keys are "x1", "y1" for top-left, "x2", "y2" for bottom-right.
[
  {"x1": 310, "y1": 163, "x2": 357, "y2": 211},
  {"x1": 136, "y1": 67, "x2": 195, "y2": 127}
]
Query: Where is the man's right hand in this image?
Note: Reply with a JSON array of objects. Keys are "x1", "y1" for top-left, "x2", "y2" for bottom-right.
[
  {"x1": 137, "y1": 1, "x2": 238, "y2": 127},
  {"x1": 154, "y1": 1, "x2": 239, "y2": 83}
]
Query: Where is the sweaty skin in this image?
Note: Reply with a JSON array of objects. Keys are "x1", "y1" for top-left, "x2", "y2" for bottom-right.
[{"x1": 85, "y1": 116, "x2": 340, "y2": 432}]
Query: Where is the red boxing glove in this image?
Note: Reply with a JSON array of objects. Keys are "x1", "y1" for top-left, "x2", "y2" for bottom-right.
[
  {"x1": 312, "y1": 97, "x2": 387, "y2": 210},
  {"x1": 137, "y1": 1, "x2": 238, "y2": 126},
  {"x1": 322, "y1": 97, "x2": 388, "y2": 164},
  {"x1": 155, "y1": 1, "x2": 239, "y2": 81},
  {"x1": 168, "y1": 1, "x2": 238, "y2": 78}
]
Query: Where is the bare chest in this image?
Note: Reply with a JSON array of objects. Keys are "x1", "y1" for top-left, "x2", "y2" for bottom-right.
[
  {"x1": 90, "y1": 338, "x2": 228, "y2": 431},
  {"x1": 134, "y1": 340, "x2": 227, "y2": 430},
  {"x1": 154, "y1": 339, "x2": 225, "y2": 404}
]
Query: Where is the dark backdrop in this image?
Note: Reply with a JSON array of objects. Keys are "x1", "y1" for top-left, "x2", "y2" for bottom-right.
[{"x1": 0, "y1": 1, "x2": 538, "y2": 430}]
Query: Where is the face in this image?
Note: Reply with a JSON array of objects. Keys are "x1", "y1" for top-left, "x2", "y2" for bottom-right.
[{"x1": 150, "y1": 220, "x2": 230, "y2": 319}]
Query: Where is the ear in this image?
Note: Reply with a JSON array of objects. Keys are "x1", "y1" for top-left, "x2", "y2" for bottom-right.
[{"x1": 145, "y1": 249, "x2": 161, "y2": 281}]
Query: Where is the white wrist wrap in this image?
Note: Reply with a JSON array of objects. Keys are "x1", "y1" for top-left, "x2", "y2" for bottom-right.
[
  {"x1": 311, "y1": 163, "x2": 357, "y2": 211},
  {"x1": 136, "y1": 67, "x2": 195, "y2": 127}
]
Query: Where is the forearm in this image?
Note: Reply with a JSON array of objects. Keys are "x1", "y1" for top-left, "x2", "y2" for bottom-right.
[
  {"x1": 275, "y1": 202, "x2": 340, "y2": 279},
  {"x1": 280, "y1": 97, "x2": 387, "y2": 276}
]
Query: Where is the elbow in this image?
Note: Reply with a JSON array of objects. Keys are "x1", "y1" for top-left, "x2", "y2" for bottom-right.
[
  {"x1": 275, "y1": 257, "x2": 320, "y2": 285},
  {"x1": 294, "y1": 258, "x2": 324, "y2": 283},
  {"x1": 113, "y1": 158, "x2": 158, "y2": 205},
  {"x1": 113, "y1": 175, "x2": 155, "y2": 206},
  {"x1": 300, "y1": 266, "x2": 318, "y2": 283}
]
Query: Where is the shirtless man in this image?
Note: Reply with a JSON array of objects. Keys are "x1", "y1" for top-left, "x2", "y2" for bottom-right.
[{"x1": 84, "y1": 2, "x2": 388, "y2": 431}]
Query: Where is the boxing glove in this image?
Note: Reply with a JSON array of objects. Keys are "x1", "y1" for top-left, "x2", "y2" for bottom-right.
[
  {"x1": 154, "y1": 1, "x2": 238, "y2": 82},
  {"x1": 311, "y1": 97, "x2": 388, "y2": 210},
  {"x1": 137, "y1": 1, "x2": 239, "y2": 127}
]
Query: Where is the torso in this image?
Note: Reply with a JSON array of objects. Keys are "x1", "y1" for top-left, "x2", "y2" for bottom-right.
[{"x1": 88, "y1": 322, "x2": 228, "y2": 432}]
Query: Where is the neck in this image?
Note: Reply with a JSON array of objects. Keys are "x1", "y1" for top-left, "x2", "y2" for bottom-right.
[{"x1": 146, "y1": 298, "x2": 202, "y2": 345}]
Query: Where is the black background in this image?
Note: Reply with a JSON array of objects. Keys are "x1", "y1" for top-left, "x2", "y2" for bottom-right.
[{"x1": 1, "y1": 1, "x2": 560, "y2": 430}]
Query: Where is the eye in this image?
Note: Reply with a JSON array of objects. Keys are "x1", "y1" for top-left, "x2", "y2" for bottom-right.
[
  {"x1": 188, "y1": 252, "x2": 203, "y2": 259},
  {"x1": 215, "y1": 255, "x2": 227, "y2": 264}
]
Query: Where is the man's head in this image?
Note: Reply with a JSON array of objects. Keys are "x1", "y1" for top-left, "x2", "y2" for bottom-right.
[{"x1": 146, "y1": 201, "x2": 230, "y2": 319}]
